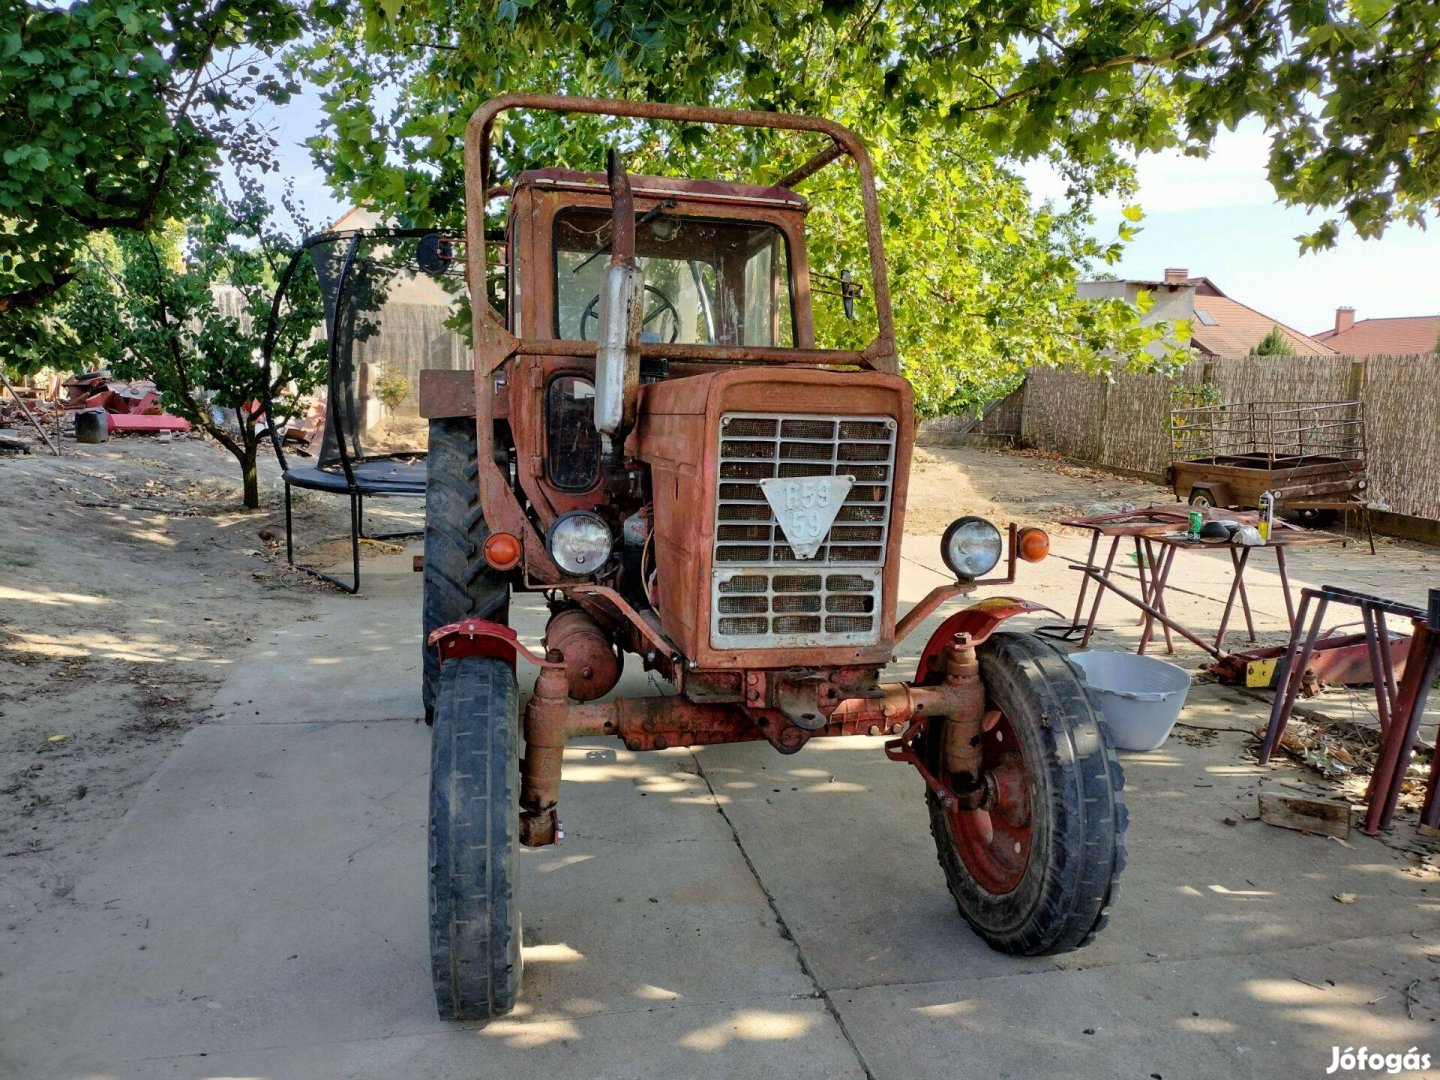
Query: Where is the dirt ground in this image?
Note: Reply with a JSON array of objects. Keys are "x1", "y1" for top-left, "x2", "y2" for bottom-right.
[
  {"x1": 0, "y1": 435, "x2": 416, "y2": 934},
  {"x1": 0, "y1": 433, "x2": 1430, "y2": 938},
  {"x1": 905, "y1": 444, "x2": 1170, "y2": 535}
]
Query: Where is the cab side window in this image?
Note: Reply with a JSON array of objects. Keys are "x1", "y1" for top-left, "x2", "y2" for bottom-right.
[{"x1": 547, "y1": 376, "x2": 600, "y2": 491}]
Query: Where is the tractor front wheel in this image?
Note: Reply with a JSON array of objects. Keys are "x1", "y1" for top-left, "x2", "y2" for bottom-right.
[
  {"x1": 926, "y1": 632, "x2": 1127, "y2": 954},
  {"x1": 423, "y1": 417, "x2": 510, "y2": 724},
  {"x1": 429, "y1": 654, "x2": 522, "y2": 1020}
]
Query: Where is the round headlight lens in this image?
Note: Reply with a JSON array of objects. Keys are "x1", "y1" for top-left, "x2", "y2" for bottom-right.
[
  {"x1": 547, "y1": 511, "x2": 613, "y2": 577},
  {"x1": 941, "y1": 516, "x2": 1003, "y2": 580}
]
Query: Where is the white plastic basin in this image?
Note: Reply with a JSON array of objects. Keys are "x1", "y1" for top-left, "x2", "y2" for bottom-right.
[{"x1": 1069, "y1": 651, "x2": 1192, "y2": 751}]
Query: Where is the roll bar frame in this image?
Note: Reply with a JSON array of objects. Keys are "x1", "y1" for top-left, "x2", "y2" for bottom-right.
[{"x1": 461, "y1": 93, "x2": 897, "y2": 372}]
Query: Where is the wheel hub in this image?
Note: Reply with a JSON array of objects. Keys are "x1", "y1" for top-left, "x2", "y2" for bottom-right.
[{"x1": 945, "y1": 710, "x2": 1034, "y2": 895}]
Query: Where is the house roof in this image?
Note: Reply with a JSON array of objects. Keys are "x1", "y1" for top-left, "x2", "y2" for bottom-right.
[
  {"x1": 1313, "y1": 315, "x2": 1440, "y2": 357},
  {"x1": 1186, "y1": 278, "x2": 1335, "y2": 356},
  {"x1": 327, "y1": 205, "x2": 380, "y2": 232}
]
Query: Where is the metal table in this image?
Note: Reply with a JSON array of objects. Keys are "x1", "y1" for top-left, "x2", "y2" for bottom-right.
[
  {"x1": 1057, "y1": 507, "x2": 1342, "y2": 659},
  {"x1": 1041, "y1": 507, "x2": 1196, "y2": 645}
]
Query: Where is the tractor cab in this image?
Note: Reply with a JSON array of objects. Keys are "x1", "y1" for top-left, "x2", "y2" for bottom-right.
[
  {"x1": 513, "y1": 168, "x2": 808, "y2": 349},
  {"x1": 497, "y1": 168, "x2": 815, "y2": 509}
]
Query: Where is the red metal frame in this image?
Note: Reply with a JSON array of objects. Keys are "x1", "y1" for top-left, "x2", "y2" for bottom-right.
[
  {"x1": 431, "y1": 593, "x2": 1049, "y2": 849},
  {"x1": 1259, "y1": 586, "x2": 1440, "y2": 836},
  {"x1": 428, "y1": 619, "x2": 560, "y2": 672}
]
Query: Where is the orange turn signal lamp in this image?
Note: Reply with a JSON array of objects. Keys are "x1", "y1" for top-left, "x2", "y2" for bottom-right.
[
  {"x1": 1016, "y1": 526, "x2": 1050, "y2": 563},
  {"x1": 483, "y1": 532, "x2": 522, "y2": 571}
]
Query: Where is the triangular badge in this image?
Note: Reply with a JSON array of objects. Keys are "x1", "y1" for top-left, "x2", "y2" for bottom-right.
[{"x1": 758, "y1": 474, "x2": 854, "y2": 560}]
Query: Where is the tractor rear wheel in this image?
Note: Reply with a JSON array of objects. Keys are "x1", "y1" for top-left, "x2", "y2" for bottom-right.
[
  {"x1": 429, "y1": 654, "x2": 522, "y2": 1020},
  {"x1": 423, "y1": 417, "x2": 509, "y2": 724},
  {"x1": 926, "y1": 632, "x2": 1127, "y2": 954}
]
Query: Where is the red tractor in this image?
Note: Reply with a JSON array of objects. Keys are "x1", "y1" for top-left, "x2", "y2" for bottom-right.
[{"x1": 420, "y1": 94, "x2": 1126, "y2": 1021}]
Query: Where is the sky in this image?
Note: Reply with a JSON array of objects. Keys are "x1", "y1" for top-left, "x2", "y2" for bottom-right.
[
  {"x1": 260, "y1": 80, "x2": 345, "y2": 230},
  {"x1": 260, "y1": 90, "x2": 1438, "y2": 339},
  {"x1": 1022, "y1": 119, "x2": 1440, "y2": 336}
]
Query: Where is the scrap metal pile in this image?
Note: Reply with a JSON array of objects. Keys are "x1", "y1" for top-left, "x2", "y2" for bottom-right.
[
  {"x1": 0, "y1": 370, "x2": 197, "y2": 456},
  {"x1": 60, "y1": 370, "x2": 191, "y2": 435}
]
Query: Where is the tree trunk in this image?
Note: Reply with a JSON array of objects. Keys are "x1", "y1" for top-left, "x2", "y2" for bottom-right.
[{"x1": 241, "y1": 449, "x2": 260, "y2": 510}]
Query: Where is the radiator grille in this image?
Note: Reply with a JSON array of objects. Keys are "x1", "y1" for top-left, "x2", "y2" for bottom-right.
[
  {"x1": 713, "y1": 569, "x2": 882, "y2": 647},
  {"x1": 711, "y1": 412, "x2": 896, "y2": 649}
]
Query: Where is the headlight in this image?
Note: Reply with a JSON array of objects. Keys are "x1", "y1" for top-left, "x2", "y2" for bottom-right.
[
  {"x1": 941, "y1": 516, "x2": 1002, "y2": 580},
  {"x1": 547, "y1": 511, "x2": 613, "y2": 577}
]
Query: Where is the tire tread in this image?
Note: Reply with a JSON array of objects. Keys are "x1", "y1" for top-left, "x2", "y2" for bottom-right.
[
  {"x1": 429, "y1": 654, "x2": 521, "y2": 1020},
  {"x1": 423, "y1": 418, "x2": 509, "y2": 721}
]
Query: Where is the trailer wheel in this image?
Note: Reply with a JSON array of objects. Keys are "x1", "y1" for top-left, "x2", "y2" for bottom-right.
[
  {"x1": 429, "y1": 654, "x2": 522, "y2": 1020},
  {"x1": 423, "y1": 417, "x2": 509, "y2": 724},
  {"x1": 925, "y1": 632, "x2": 1127, "y2": 954},
  {"x1": 1187, "y1": 487, "x2": 1217, "y2": 509},
  {"x1": 1285, "y1": 507, "x2": 1340, "y2": 528}
]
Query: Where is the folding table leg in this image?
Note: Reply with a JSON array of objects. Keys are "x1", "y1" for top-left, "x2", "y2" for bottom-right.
[
  {"x1": 1138, "y1": 543, "x2": 1179, "y2": 655},
  {"x1": 1071, "y1": 531, "x2": 1100, "y2": 628},
  {"x1": 1360, "y1": 605, "x2": 1393, "y2": 739},
  {"x1": 1145, "y1": 539, "x2": 1175, "y2": 654},
  {"x1": 1236, "y1": 548, "x2": 1257, "y2": 642},
  {"x1": 1215, "y1": 547, "x2": 1253, "y2": 651},
  {"x1": 1367, "y1": 623, "x2": 1439, "y2": 833},
  {"x1": 1376, "y1": 610, "x2": 1400, "y2": 713},
  {"x1": 1275, "y1": 545, "x2": 1296, "y2": 632},
  {"x1": 1134, "y1": 537, "x2": 1149, "y2": 625},
  {"x1": 1081, "y1": 536, "x2": 1122, "y2": 648},
  {"x1": 1259, "y1": 591, "x2": 1325, "y2": 764},
  {"x1": 1041, "y1": 530, "x2": 1101, "y2": 641},
  {"x1": 1421, "y1": 744, "x2": 1440, "y2": 829}
]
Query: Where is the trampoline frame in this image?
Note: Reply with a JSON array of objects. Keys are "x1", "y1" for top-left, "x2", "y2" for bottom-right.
[{"x1": 261, "y1": 227, "x2": 460, "y2": 593}]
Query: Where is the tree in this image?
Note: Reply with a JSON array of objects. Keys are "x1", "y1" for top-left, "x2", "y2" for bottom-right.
[
  {"x1": 304, "y1": 0, "x2": 1440, "y2": 250},
  {"x1": 0, "y1": 0, "x2": 306, "y2": 327},
  {"x1": 58, "y1": 185, "x2": 328, "y2": 509},
  {"x1": 798, "y1": 128, "x2": 1180, "y2": 413},
  {"x1": 298, "y1": 0, "x2": 1440, "y2": 411},
  {"x1": 1251, "y1": 325, "x2": 1297, "y2": 355},
  {"x1": 303, "y1": 3, "x2": 1206, "y2": 415}
]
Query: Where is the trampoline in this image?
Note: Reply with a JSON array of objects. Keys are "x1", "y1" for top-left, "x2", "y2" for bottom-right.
[{"x1": 262, "y1": 228, "x2": 466, "y2": 592}]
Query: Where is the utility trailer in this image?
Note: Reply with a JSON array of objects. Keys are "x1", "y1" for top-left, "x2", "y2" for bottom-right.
[
  {"x1": 392, "y1": 94, "x2": 1129, "y2": 1021},
  {"x1": 1167, "y1": 400, "x2": 1369, "y2": 528}
]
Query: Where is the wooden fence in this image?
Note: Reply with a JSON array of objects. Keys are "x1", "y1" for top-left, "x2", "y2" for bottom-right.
[{"x1": 1011, "y1": 354, "x2": 1440, "y2": 522}]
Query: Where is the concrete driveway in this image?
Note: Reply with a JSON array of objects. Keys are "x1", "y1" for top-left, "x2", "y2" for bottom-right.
[{"x1": 4, "y1": 534, "x2": 1439, "y2": 1079}]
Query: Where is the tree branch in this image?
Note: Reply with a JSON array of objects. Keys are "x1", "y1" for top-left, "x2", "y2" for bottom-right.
[
  {"x1": 141, "y1": 237, "x2": 244, "y2": 460},
  {"x1": 957, "y1": 0, "x2": 1269, "y2": 114},
  {"x1": 64, "y1": 150, "x2": 174, "y2": 229},
  {"x1": 0, "y1": 271, "x2": 76, "y2": 313}
]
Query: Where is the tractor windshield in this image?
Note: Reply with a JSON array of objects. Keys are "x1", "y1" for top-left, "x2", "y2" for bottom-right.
[{"x1": 554, "y1": 208, "x2": 795, "y2": 348}]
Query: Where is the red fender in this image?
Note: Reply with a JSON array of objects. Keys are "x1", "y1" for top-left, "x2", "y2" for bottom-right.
[
  {"x1": 915, "y1": 597, "x2": 1055, "y2": 685},
  {"x1": 427, "y1": 619, "x2": 560, "y2": 672}
]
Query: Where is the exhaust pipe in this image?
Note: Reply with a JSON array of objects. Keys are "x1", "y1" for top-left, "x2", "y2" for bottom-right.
[{"x1": 592, "y1": 150, "x2": 645, "y2": 470}]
